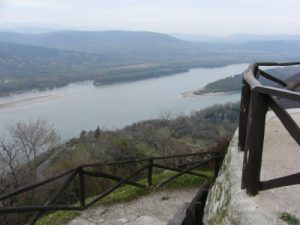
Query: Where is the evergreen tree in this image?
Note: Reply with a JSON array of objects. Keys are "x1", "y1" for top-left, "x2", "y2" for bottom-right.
[{"x1": 95, "y1": 126, "x2": 101, "y2": 139}]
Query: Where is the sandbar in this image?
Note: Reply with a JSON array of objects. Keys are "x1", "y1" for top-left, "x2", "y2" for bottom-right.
[
  {"x1": 181, "y1": 90, "x2": 232, "y2": 98},
  {"x1": 0, "y1": 93, "x2": 67, "y2": 110}
]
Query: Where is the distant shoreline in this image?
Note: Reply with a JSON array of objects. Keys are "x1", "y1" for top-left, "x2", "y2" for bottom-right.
[
  {"x1": 1, "y1": 63, "x2": 245, "y2": 97},
  {"x1": 181, "y1": 90, "x2": 239, "y2": 97},
  {"x1": 0, "y1": 93, "x2": 67, "y2": 110}
]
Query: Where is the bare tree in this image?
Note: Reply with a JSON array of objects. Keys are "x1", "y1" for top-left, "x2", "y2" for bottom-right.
[
  {"x1": 2, "y1": 118, "x2": 60, "y2": 183},
  {"x1": 0, "y1": 137, "x2": 20, "y2": 190},
  {"x1": 0, "y1": 119, "x2": 60, "y2": 225}
]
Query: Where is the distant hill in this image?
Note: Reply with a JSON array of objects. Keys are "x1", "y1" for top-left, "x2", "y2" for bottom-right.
[
  {"x1": 0, "y1": 41, "x2": 106, "y2": 76},
  {"x1": 236, "y1": 40, "x2": 300, "y2": 52},
  {"x1": 1, "y1": 31, "x2": 300, "y2": 63},
  {"x1": 172, "y1": 33, "x2": 300, "y2": 43},
  {"x1": 0, "y1": 31, "x2": 234, "y2": 73},
  {"x1": 0, "y1": 40, "x2": 196, "y2": 95},
  {"x1": 1, "y1": 30, "x2": 300, "y2": 96},
  {"x1": 0, "y1": 30, "x2": 185, "y2": 50},
  {"x1": 0, "y1": 31, "x2": 202, "y2": 63}
]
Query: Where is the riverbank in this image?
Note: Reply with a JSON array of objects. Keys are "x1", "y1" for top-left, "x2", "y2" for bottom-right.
[
  {"x1": 0, "y1": 64, "x2": 246, "y2": 139},
  {"x1": 0, "y1": 93, "x2": 67, "y2": 110},
  {"x1": 181, "y1": 90, "x2": 239, "y2": 98}
]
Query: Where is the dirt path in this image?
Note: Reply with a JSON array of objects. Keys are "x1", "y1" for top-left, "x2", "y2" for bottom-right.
[{"x1": 67, "y1": 188, "x2": 198, "y2": 225}]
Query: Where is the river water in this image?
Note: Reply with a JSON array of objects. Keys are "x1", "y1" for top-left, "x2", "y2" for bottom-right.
[{"x1": 0, "y1": 63, "x2": 248, "y2": 140}]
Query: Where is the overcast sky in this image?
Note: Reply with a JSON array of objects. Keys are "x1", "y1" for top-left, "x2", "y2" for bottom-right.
[{"x1": 0, "y1": 0, "x2": 300, "y2": 35}]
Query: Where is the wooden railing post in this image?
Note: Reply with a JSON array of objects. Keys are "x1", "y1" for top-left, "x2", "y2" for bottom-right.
[
  {"x1": 243, "y1": 91, "x2": 269, "y2": 196},
  {"x1": 79, "y1": 167, "x2": 85, "y2": 208},
  {"x1": 238, "y1": 80, "x2": 251, "y2": 151},
  {"x1": 213, "y1": 152, "x2": 222, "y2": 178},
  {"x1": 147, "y1": 159, "x2": 153, "y2": 187},
  {"x1": 28, "y1": 170, "x2": 78, "y2": 225}
]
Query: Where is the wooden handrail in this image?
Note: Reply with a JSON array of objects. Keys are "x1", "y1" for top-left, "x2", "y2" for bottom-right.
[
  {"x1": 0, "y1": 151, "x2": 224, "y2": 225},
  {"x1": 0, "y1": 167, "x2": 76, "y2": 202},
  {"x1": 239, "y1": 62, "x2": 300, "y2": 196},
  {"x1": 258, "y1": 69, "x2": 288, "y2": 87},
  {"x1": 254, "y1": 86, "x2": 300, "y2": 101}
]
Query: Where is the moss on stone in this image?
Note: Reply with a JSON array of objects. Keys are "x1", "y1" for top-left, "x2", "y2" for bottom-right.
[{"x1": 203, "y1": 138, "x2": 235, "y2": 225}]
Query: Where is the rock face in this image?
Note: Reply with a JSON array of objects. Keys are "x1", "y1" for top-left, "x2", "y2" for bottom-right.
[{"x1": 203, "y1": 110, "x2": 300, "y2": 225}]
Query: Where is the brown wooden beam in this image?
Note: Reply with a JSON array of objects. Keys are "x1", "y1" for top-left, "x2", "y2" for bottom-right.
[
  {"x1": 0, "y1": 205, "x2": 83, "y2": 214},
  {"x1": 260, "y1": 173, "x2": 300, "y2": 190},
  {"x1": 268, "y1": 97, "x2": 300, "y2": 145},
  {"x1": 244, "y1": 91, "x2": 269, "y2": 196},
  {"x1": 82, "y1": 170, "x2": 146, "y2": 188},
  {"x1": 85, "y1": 165, "x2": 148, "y2": 208},
  {"x1": 0, "y1": 168, "x2": 76, "y2": 202},
  {"x1": 153, "y1": 163, "x2": 210, "y2": 178},
  {"x1": 254, "y1": 86, "x2": 300, "y2": 102},
  {"x1": 28, "y1": 170, "x2": 78, "y2": 225},
  {"x1": 157, "y1": 159, "x2": 213, "y2": 188},
  {"x1": 258, "y1": 69, "x2": 288, "y2": 87},
  {"x1": 239, "y1": 81, "x2": 251, "y2": 151}
]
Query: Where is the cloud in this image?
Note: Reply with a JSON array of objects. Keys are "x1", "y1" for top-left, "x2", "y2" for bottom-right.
[{"x1": 0, "y1": 0, "x2": 300, "y2": 35}]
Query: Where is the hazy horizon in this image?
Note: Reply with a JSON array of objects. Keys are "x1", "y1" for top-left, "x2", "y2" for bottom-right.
[
  {"x1": 1, "y1": 0, "x2": 300, "y2": 36},
  {"x1": 2, "y1": 22, "x2": 300, "y2": 37}
]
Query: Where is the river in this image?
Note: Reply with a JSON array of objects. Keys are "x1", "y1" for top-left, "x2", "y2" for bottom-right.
[{"x1": 0, "y1": 63, "x2": 248, "y2": 140}]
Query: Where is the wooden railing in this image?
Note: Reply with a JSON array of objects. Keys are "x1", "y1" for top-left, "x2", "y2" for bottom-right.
[
  {"x1": 239, "y1": 62, "x2": 300, "y2": 196},
  {"x1": 0, "y1": 151, "x2": 224, "y2": 225}
]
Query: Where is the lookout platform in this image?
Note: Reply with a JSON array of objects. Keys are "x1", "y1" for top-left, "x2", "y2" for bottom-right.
[{"x1": 204, "y1": 109, "x2": 300, "y2": 225}]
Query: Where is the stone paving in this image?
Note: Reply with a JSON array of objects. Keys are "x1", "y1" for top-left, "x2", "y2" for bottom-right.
[{"x1": 67, "y1": 188, "x2": 198, "y2": 225}]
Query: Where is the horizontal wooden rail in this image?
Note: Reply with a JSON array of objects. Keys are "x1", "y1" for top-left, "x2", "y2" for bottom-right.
[
  {"x1": 0, "y1": 152, "x2": 219, "y2": 201},
  {"x1": 0, "y1": 168, "x2": 76, "y2": 202},
  {"x1": 82, "y1": 170, "x2": 146, "y2": 188},
  {"x1": 256, "y1": 61, "x2": 300, "y2": 67},
  {"x1": 260, "y1": 172, "x2": 300, "y2": 190},
  {"x1": 258, "y1": 69, "x2": 287, "y2": 87},
  {"x1": 0, "y1": 205, "x2": 84, "y2": 213},
  {"x1": 254, "y1": 86, "x2": 300, "y2": 101}
]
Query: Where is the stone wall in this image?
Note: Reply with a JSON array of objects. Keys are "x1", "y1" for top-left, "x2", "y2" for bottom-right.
[
  {"x1": 203, "y1": 130, "x2": 270, "y2": 225},
  {"x1": 203, "y1": 110, "x2": 300, "y2": 225}
]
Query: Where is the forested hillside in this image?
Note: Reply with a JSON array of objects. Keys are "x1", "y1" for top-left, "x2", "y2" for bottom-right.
[
  {"x1": 1, "y1": 30, "x2": 300, "y2": 96},
  {"x1": 194, "y1": 66, "x2": 300, "y2": 94},
  {"x1": 0, "y1": 102, "x2": 240, "y2": 224},
  {"x1": 44, "y1": 102, "x2": 240, "y2": 173}
]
